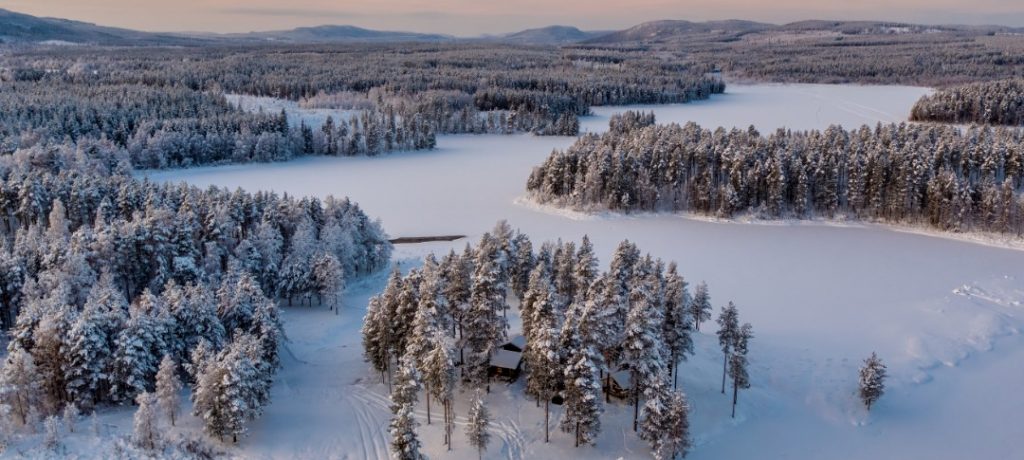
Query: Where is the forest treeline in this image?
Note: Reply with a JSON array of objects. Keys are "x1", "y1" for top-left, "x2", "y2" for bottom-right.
[
  {"x1": 910, "y1": 79, "x2": 1024, "y2": 126},
  {"x1": 527, "y1": 113, "x2": 1024, "y2": 235},
  {"x1": 0, "y1": 44, "x2": 724, "y2": 157}
]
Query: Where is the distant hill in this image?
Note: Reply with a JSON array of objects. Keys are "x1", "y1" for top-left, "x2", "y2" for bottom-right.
[
  {"x1": 500, "y1": 25, "x2": 607, "y2": 44},
  {"x1": 230, "y1": 25, "x2": 452, "y2": 43},
  {"x1": 587, "y1": 19, "x2": 772, "y2": 43},
  {"x1": 3, "y1": 8, "x2": 1023, "y2": 48},
  {"x1": 0, "y1": 8, "x2": 206, "y2": 46}
]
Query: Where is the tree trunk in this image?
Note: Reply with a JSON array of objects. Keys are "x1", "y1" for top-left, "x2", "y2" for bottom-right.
[
  {"x1": 575, "y1": 421, "x2": 580, "y2": 447},
  {"x1": 426, "y1": 390, "x2": 432, "y2": 425},
  {"x1": 721, "y1": 353, "x2": 728, "y2": 394},
  {"x1": 605, "y1": 373, "x2": 611, "y2": 403},
  {"x1": 731, "y1": 374, "x2": 739, "y2": 418},
  {"x1": 544, "y1": 398, "x2": 550, "y2": 443},
  {"x1": 633, "y1": 383, "x2": 640, "y2": 432}
]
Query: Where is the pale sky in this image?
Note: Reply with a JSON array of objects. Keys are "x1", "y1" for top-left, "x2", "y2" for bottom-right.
[{"x1": 3, "y1": 0, "x2": 1023, "y2": 35}]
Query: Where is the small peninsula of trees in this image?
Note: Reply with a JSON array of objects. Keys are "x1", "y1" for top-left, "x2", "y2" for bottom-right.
[
  {"x1": 363, "y1": 221, "x2": 746, "y2": 459},
  {"x1": 528, "y1": 113, "x2": 1024, "y2": 235},
  {"x1": 0, "y1": 142, "x2": 392, "y2": 446},
  {"x1": 910, "y1": 79, "x2": 1024, "y2": 126}
]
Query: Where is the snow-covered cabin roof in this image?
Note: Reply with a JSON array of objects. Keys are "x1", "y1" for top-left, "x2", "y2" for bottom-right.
[
  {"x1": 611, "y1": 370, "x2": 632, "y2": 389},
  {"x1": 490, "y1": 349, "x2": 523, "y2": 370},
  {"x1": 503, "y1": 335, "x2": 527, "y2": 352}
]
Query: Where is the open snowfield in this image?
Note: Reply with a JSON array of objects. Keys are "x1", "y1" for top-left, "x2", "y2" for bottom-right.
[{"x1": 141, "y1": 84, "x2": 1024, "y2": 459}]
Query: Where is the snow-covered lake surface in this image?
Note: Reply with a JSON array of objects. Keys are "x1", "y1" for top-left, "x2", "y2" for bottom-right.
[{"x1": 145, "y1": 84, "x2": 1024, "y2": 459}]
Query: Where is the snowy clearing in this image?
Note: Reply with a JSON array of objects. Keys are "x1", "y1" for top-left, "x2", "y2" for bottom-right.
[{"x1": 143, "y1": 84, "x2": 1024, "y2": 459}]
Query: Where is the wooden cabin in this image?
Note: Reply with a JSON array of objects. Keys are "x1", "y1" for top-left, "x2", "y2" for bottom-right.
[
  {"x1": 607, "y1": 370, "x2": 633, "y2": 399},
  {"x1": 488, "y1": 348, "x2": 523, "y2": 382}
]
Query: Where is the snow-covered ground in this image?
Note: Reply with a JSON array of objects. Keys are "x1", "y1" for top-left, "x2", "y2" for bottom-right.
[
  {"x1": 225, "y1": 94, "x2": 362, "y2": 129},
  {"x1": 139, "y1": 84, "x2": 1024, "y2": 459}
]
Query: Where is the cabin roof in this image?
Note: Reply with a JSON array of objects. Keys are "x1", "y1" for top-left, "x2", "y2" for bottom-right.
[
  {"x1": 490, "y1": 349, "x2": 523, "y2": 370},
  {"x1": 611, "y1": 370, "x2": 632, "y2": 389},
  {"x1": 505, "y1": 335, "x2": 527, "y2": 351}
]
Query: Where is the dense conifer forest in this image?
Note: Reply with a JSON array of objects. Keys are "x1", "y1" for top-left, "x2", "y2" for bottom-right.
[
  {"x1": 911, "y1": 79, "x2": 1024, "y2": 125},
  {"x1": 527, "y1": 113, "x2": 1024, "y2": 235}
]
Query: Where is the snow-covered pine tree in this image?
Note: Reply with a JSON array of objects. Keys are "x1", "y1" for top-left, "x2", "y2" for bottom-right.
[
  {"x1": 311, "y1": 251, "x2": 344, "y2": 310},
  {"x1": 690, "y1": 282, "x2": 712, "y2": 332},
  {"x1": 640, "y1": 384, "x2": 692, "y2": 460},
  {"x1": 716, "y1": 302, "x2": 739, "y2": 394},
  {"x1": 110, "y1": 290, "x2": 168, "y2": 403},
  {"x1": 858, "y1": 352, "x2": 886, "y2": 411},
  {"x1": 133, "y1": 391, "x2": 161, "y2": 450},
  {"x1": 389, "y1": 355, "x2": 425, "y2": 460},
  {"x1": 464, "y1": 239, "x2": 508, "y2": 391},
  {"x1": 0, "y1": 347, "x2": 42, "y2": 426},
  {"x1": 441, "y1": 250, "x2": 471, "y2": 340},
  {"x1": 560, "y1": 331, "x2": 604, "y2": 447},
  {"x1": 624, "y1": 268, "x2": 667, "y2": 431},
  {"x1": 509, "y1": 232, "x2": 534, "y2": 299},
  {"x1": 465, "y1": 391, "x2": 491, "y2": 460},
  {"x1": 156, "y1": 355, "x2": 182, "y2": 426},
  {"x1": 662, "y1": 262, "x2": 693, "y2": 390},
  {"x1": 422, "y1": 336, "x2": 456, "y2": 447},
  {"x1": 362, "y1": 296, "x2": 392, "y2": 386},
  {"x1": 729, "y1": 323, "x2": 752, "y2": 418},
  {"x1": 523, "y1": 267, "x2": 559, "y2": 442},
  {"x1": 573, "y1": 235, "x2": 599, "y2": 301},
  {"x1": 407, "y1": 258, "x2": 447, "y2": 424}
]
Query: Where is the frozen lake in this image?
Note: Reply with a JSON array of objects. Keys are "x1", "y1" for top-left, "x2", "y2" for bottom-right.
[{"x1": 145, "y1": 84, "x2": 1024, "y2": 459}]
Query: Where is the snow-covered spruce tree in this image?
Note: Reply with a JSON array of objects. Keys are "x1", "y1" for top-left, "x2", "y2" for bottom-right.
[
  {"x1": 640, "y1": 378, "x2": 693, "y2": 460},
  {"x1": 729, "y1": 323, "x2": 753, "y2": 418},
  {"x1": 573, "y1": 235, "x2": 599, "y2": 301},
  {"x1": 662, "y1": 262, "x2": 693, "y2": 390},
  {"x1": 643, "y1": 383, "x2": 692, "y2": 458},
  {"x1": 62, "y1": 272, "x2": 123, "y2": 405},
  {"x1": 716, "y1": 302, "x2": 740, "y2": 394},
  {"x1": 380, "y1": 268, "x2": 408, "y2": 362},
  {"x1": 560, "y1": 327, "x2": 604, "y2": 447},
  {"x1": 509, "y1": 232, "x2": 535, "y2": 299},
  {"x1": 407, "y1": 256, "x2": 448, "y2": 425},
  {"x1": 156, "y1": 355, "x2": 182, "y2": 426},
  {"x1": 464, "y1": 237, "x2": 508, "y2": 391},
  {"x1": 133, "y1": 391, "x2": 161, "y2": 450},
  {"x1": 859, "y1": 352, "x2": 887, "y2": 411},
  {"x1": 311, "y1": 251, "x2": 344, "y2": 310},
  {"x1": 441, "y1": 249, "x2": 471, "y2": 339},
  {"x1": 552, "y1": 240, "x2": 577, "y2": 302},
  {"x1": 690, "y1": 282, "x2": 711, "y2": 332},
  {"x1": 167, "y1": 282, "x2": 226, "y2": 366},
  {"x1": 389, "y1": 355, "x2": 425, "y2": 460},
  {"x1": 362, "y1": 296, "x2": 392, "y2": 387},
  {"x1": 192, "y1": 335, "x2": 266, "y2": 443},
  {"x1": 422, "y1": 336, "x2": 456, "y2": 448},
  {"x1": 624, "y1": 267, "x2": 667, "y2": 432},
  {"x1": 32, "y1": 301, "x2": 76, "y2": 414},
  {"x1": 0, "y1": 348, "x2": 43, "y2": 426},
  {"x1": 466, "y1": 391, "x2": 491, "y2": 460},
  {"x1": 523, "y1": 266, "x2": 559, "y2": 442},
  {"x1": 110, "y1": 290, "x2": 168, "y2": 403}
]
